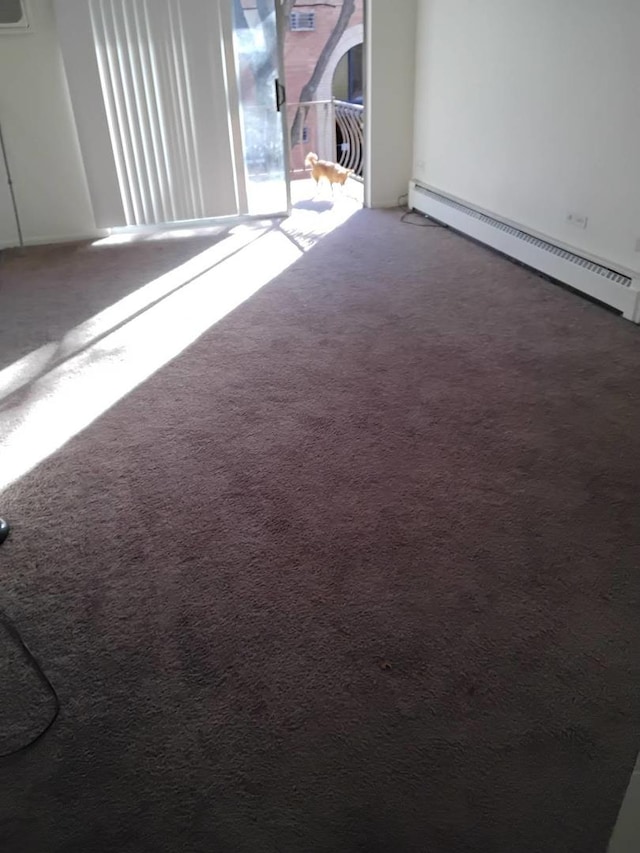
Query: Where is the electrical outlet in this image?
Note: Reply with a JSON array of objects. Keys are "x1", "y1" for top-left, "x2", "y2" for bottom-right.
[
  {"x1": 566, "y1": 212, "x2": 588, "y2": 230},
  {"x1": 635, "y1": 237, "x2": 640, "y2": 253},
  {"x1": 416, "y1": 160, "x2": 425, "y2": 172}
]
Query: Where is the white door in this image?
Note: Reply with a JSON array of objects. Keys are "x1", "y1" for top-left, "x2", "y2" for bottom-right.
[
  {"x1": 231, "y1": 0, "x2": 291, "y2": 216},
  {"x1": 54, "y1": 0, "x2": 290, "y2": 229}
]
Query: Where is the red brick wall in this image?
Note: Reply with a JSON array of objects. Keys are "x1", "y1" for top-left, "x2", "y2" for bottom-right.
[
  {"x1": 283, "y1": 2, "x2": 364, "y2": 105},
  {"x1": 238, "y1": 0, "x2": 364, "y2": 175},
  {"x1": 284, "y1": 2, "x2": 363, "y2": 173}
]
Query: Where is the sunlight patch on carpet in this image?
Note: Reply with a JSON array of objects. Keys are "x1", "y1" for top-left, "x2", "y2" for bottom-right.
[{"x1": 0, "y1": 200, "x2": 359, "y2": 493}]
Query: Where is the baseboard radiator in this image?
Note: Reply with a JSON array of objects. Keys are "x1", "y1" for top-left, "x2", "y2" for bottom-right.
[{"x1": 409, "y1": 181, "x2": 640, "y2": 323}]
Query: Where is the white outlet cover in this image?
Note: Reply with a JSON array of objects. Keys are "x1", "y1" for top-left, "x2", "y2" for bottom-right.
[{"x1": 567, "y1": 212, "x2": 588, "y2": 229}]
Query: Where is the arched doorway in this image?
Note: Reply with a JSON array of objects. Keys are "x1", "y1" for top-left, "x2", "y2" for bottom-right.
[
  {"x1": 332, "y1": 43, "x2": 363, "y2": 104},
  {"x1": 315, "y1": 24, "x2": 364, "y2": 102},
  {"x1": 315, "y1": 25, "x2": 365, "y2": 179},
  {"x1": 332, "y1": 43, "x2": 364, "y2": 176},
  {"x1": 283, "y1": 10, "x2": 365, "y2": 183}
]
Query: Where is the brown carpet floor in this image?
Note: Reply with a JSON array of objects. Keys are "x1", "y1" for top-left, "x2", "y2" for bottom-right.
[
  {"x1": 0, "y1": 225, "x2": 235, "y2": 368},
  {"x1": 0, "y1": 208, "x2": 639, "y2": 852}
]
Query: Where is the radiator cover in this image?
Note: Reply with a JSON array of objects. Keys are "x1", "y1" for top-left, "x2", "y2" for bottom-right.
[{"x1": 409, "y1": 181, "x2": 640, "y2": 323}]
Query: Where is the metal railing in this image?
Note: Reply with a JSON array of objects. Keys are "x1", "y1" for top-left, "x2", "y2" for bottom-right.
[
  {"x1": 287, "y1": 98, "x2": 364, "y2": 181},
  {"x1": 287, "y1": 100, "x2": 335, "y2": 174},
  {"x1": 334, "y1": 100, "x2": 364, "y2": 179}
]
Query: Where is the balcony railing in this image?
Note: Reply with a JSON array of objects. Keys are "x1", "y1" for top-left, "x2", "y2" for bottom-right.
[
  {"x1": 287, "y1": 98, "x2": 364, "y2": 181},
  {"x1": 334, "y1": 100, "x2": 364, "y2": 179}
]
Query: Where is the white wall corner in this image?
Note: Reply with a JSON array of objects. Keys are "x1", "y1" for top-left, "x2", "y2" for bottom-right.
[
  {"x1": 0, "y1": 0, "x2": 97, "y2": 245},
  {"x1": 365, "y1": 0, "x2": 418, "y2": 208}
]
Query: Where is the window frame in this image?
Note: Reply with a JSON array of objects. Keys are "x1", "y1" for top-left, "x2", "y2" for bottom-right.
[{"x1": 0, "y1": 0, "x2": 30, "y2": 33}]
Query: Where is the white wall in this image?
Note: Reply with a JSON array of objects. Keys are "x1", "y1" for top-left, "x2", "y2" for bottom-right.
[
  {"x1": 0, "y1": 0, "x2": 96, "y2": 247},
  {"x1": 365, "y1": 0, "x2": 417, "y2": 208},
  {"x1": 413, "y1": 0, "x2": 640, "y2": 274}
]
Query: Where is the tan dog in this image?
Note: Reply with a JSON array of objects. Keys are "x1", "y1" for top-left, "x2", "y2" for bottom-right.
[{"x1": 304, "y1": 152, "x2": 353, "y2": 192}]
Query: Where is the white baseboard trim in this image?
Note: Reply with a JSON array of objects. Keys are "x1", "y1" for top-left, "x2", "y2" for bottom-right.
[
  {"x1": 409, "y1": 181, "x2": 640, "y2": 323},
  {"x1": 0, "y1": 230, "x2": 107, "y2": 250}
]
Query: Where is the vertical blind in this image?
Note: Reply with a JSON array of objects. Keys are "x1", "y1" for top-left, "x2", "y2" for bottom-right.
[{"x1": 55, "y1": 0, "x2": 240, "y2": 227}]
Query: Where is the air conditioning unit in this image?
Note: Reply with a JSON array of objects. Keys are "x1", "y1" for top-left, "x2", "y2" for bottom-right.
[
  {"x1": 290, "y1": 11, "x2": 315, "y2": 32},
  {"x1": 408, "y1": 180, "x2": 640, "y2": 323},
  {"x1": 0, "y1": 0, "x2": 29, "y2": 31}
]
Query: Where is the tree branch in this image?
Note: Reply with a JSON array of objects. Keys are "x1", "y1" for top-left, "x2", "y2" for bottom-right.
[{"x1": 290, "y1": 0, "x2": 356, "y2": 148}]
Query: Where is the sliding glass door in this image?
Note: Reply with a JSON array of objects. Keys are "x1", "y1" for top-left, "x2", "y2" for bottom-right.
[
  {"x1": 231, "y1": 0, "x2": 290, "y2": 215},
  {"x1": 54, "y1": 0, "x2": 291, "y2": 228}
]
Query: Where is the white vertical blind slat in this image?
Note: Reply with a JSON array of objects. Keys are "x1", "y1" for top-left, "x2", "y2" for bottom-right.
[
  {"x1": 119, "y1": 0, "x2": 163, "y2": 223},
  {"x1": 166, "y1": 0, "x2": 199, "y2": 220},
  {"x1": 79, "y1": 0, "x2": 239, "y2": 226},
  {"x1": 90, "y1": 0, "x2": 137, "y2": 222},
  {"x1": 174, "y1": 1, "x2": 205, "y2": 218},
  {"x1": 131, "y1": 1, "x2": 171, "y2": 222},
  {"x1": 141, "y1": 0, "x2": 178, "y2": 223},
  {"x1": 111, "y1": 0, "x2": 153, "y2": 223}
]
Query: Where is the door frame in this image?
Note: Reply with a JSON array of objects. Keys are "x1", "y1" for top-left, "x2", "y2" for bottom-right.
[
  {"x1": 225, "y1": 0, "x2": 292, "y2": 219},
  {"x1": 275, "y1": 0, "x2": 292, "y2": 215}
]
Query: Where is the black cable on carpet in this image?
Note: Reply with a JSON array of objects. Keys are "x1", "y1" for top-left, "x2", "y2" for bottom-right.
[
  {"x1": 0, "y1": 518, "x2": 61, "y2": 758},
  {"x1": 397, "y1": 193, "x2": 443, "y2": 228},
  {"x1": 400, "y1": 210, "x2": 443, "y2": 227}
]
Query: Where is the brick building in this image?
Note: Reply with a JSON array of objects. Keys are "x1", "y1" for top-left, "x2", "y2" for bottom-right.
[
  {"x1": 285, "y1": 1, "x2": 364, "y2": 173},
  {"x1": 238, "y1": 0, "x2": 364, "y2": 174},
  {"x1": 283, "y1": 1, "x2": 364, "y2": 104}
]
